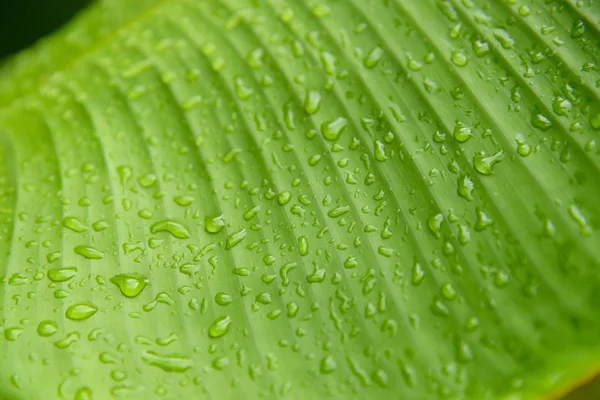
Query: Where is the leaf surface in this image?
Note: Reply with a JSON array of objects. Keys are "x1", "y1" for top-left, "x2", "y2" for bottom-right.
[{"x1": 0, "y1": 0, "x2": 600, "y2": 399}]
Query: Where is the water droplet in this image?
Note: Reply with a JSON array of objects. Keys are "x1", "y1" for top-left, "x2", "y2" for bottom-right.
[
  {"x1": 374, "y1": 140, "x2": 388, "y2": 161},
  {"x1": 472, "y1": 40, "x2": 489, "y2": 57},
  {"x1": 298, "y1": 236, "x2": 309, "y2": 256},
  {"x1": 226, "y1": 229, "x2": 247, "y2": 249},
  {"x1": 174, "y1": 195, "x2": 194, "y2": 206},
  {"x1": 321, "y1": 117, "x2": 348, "y2": 141},
  {"x1": 441, "y1": 283, "x2": 457, "y2": 300},
  {"x1": 320, "y1": 356, "x2": 337, "y2": 374},
  {"x1": 515, "y1": 135, "x2": 532, "y2": 157},
  {"x1": 205, "y1": 215, "x2": 225, "y2": 233},
  {"x1": 493, "y1": 28, "x2": 514, "y2": 49},
  {"x1": 456, "y1": 340, "x2": 473, "y2": 362},
  {"x1": 209, "y1": 316, "x2": 232, "y2": 338},
  {"x1": 150, "y1": 220, "x2": 191, "y2": 239},
  {"x1": 571, "y1": 19, "x2": 585, "y2": 39},
  {"x1": 4, "y1": 327, "x2": 23, "y2": 341},
  {"x1": 531, "y1": 113, "x2": 552, "y2": 131},
  {"x1": 37, "y1": 320, "x2": 58, "y2": 337},
  {"x1": 457, "y1": 175, "x2": 474, "y2": 201},
  {"x1": 54, "y1": 332, "x2": 80, "y2": 349},
  {"x1": 74, "y1": 387, "x2": 92, "y2": 400},
  {"x1": 320, "y1": 52, "x2": 337, "y2": 74},
  {"x1": 344, "y1": 256, "x2": 358, "y2": 269},
  {"x1": 215, "y1": 292, "x2": 232, "y2": 306},
  {"x1": 328, "y1": 205, "x2": 350, "y2": 218},
  {"x1": 473, "y1": 150, "x2": 504, "y2": 175},
  {"x1": 304, "y1": 91, "x2": 322, "y2": 114},
  {"x1": 74, "y1": 245, "x2": 104, "y2": 260},
  {"x1": 110, "y1": 273, "x2": 148, "y2": 298},
  {"x1": 428, "y1": 213, "x2": 444, "y2": 238},
  {"x1": 141, "y1": 350, "x2": 193, "y2": 372},
  {"x1": 412, "y1": 262, "x2": 425, "y2": 285},
  {"x1": 47, "y1": 267, "x2": 78, "y2": 282},
  {"x1": 450, "y1": 50, "x2": 468, "y2": 67},
  {"x1": 62, "y1": 216, "x2": 87, "y2": 233},
  {"x1": 65, "y1": 302, "x2": 98, "y2": 321},
  {"x1": 364, "y1": 46, "x2": 384, "y2": 68},
  {"x1": 453, "y1": 122, "x2": 473, "y2": 142},
  {"x1": 552, "y1": 97, "x2": 572, "y2": 116}
]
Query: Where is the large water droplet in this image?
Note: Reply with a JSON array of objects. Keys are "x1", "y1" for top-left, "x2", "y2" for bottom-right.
[
  {"x1": 226, "y1": 229, "x2": 247, "y2": 249},
  {"x1": 47, "y1": 267, "x2": 78, "y2": 282},
  {"x1": 62, "y1": 216, "x2": 87, "y2": 233},
  {"x1": 208, "y1": 316, "x2": 232, "y2": 338},
  {"x1": 65, "y1": 302, "x2": 98, "y2": 321},
  {"x1": 74, "y1": 245, "x2": 104, "y2": 260},
  {"x1": 150, "y1": 220, "x2": 191, "y2": 239},
  {"x1": 321, "y1": 117, "x2": 348, "y2": 141},
  {"x1": 110, "y1": 273, "x2": 148, "y2": 298},
  {"x1": 205, "y1": 215, "x2": 225, "y2": 233},
  {"x1": 37, "y1": 320, "x2": 58, "y2": 337},
  {"x1": 141, "y1": 350, "x2": 193, "y2": 373},
  {"x1": 473, "y1": 150, "x2": 504, "y2": 175}
]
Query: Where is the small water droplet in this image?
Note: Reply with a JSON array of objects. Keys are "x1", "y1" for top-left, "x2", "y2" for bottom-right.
[
  {"x1": 412, "y1": 262, "x2": 425, "y2": 285},
  {"x1": 110, "y1": 273, "x2": 148, "y2": 298},
  {"x1": 74, "y1": 245, "x2": 104, "y2": 260},
  {"x1": 304, "y1": 91, "x2": 322, "y2": 114},
  {"x1": 320, "y1": 355, "x2": 337, "y2": 374},
  {"x1": 74, "y1": 387, "x2": 92, "y2": 400},
  {"x1": 450, "y1": 50, "x2": 468, "y2": 67},
  {"x1": 37, "y1": 320, "x2": 58, "y2": 337},
  {"x1": 65, "y1": 302, "x2": 98, "y2": 321},
  {"x1": 473, "y1": 150, "x2": 504, "y2": 175},
  {"x1": 4, "y1": 327, "x2": 23, "y2": 341},
  {"x1": 47, "y1": 267, "x2": 78, "y2": 282},
  {"x1": 364, "y1": 46, "x2": 384, "y2": 68},
  {"x1": 298, "y1": 236, "x2": 309, "y2": 256},
  {"x1": 328, "y1": 205, "x2": 350, "y2": 218},
  {"x1": 150, "y1": 220, "x2": 191, "y2": 239},
  {"x1": 209, "y1": 316, "x2": 232, "y2": 338},
  {"x1": 62, "y1": 216, "x2": 87, "y2": 233},
  {"x1": 321, "y1": 117, "x2": 348, "y2": 141},
  {"x1": 141, "y1": 350, "x2": 193, "y2": 372},
  {"x1": 226, "y1": 229, "x2": 247, "y2": 249},
  {"x1": 205, "y1": 215, "x2": 225, "y2": 233}
]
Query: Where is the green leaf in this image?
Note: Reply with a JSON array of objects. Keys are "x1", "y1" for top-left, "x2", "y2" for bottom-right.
[{"x1": 1, "y1": 0, "x2": 600, "y2": 399}]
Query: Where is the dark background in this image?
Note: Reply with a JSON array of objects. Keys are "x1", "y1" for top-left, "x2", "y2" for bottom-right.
[{"x1": 0, "y1": 0, "x2": 91, "y2": 61}]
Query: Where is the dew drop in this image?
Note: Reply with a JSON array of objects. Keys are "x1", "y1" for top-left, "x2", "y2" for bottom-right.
[
  {"x1": 364, "y1": 46, "x2": 384, "y2": 68},
  {"x1": 141, "y1": 350, "x2": 193, "y2": 373},
  {"x1": 320, "y1": 355, "x2": 337, "y2": 374},
  {"x1": 209, "y1": 316, "x2": 232, "y2": 338},
  {"x1": 74, "y1": 387, "x2": 92, "y2": 400},
  {"x1": 226, "y1": 229, "x2": 247, "y2": 249},
  {"x1": 321, "y1": 117, "x2": 348, "y2": 141},
  {"x1": 37, "y1": 320, "x2": 58, "y2": 337},
  {"x1": 150, "y1": 220, "x2": 191, "y2": 239},
  {"x1": 4, "y1": 327, "x2": 23, "y2": 342},
  {"x1": 74, "y1": 245, "x2": 104, "y2": 260},
  {"x1": 62, "y1": 216, "x2": 87, "y2": 233},
  {"x1": 457, "y1": 175, "x2": 474, "y2": 201},
  {"x1": 304, "y1": 91, "x2": 322, "y2": 114},
  {"x1": 450, "y1": 50, "x2": 468, "y2": 67},
  {"x1": 298, "y1": 236, "x2": 309, "y2": 256},
  {"x1": 65, "y1": 302, "x2": 98, "y2": 321},
  {"x1": 205, "y1": 215, "x2": 225, "y2": 233},
  {"x1": 473, "y1": 150, "x2": 504, "y2": 175},
  {"x1": 47, "y1": 267, "x2": 78, "y2": 282},
  {"x1": 110, "y1": 273, "x2": 148, "y2": 298}
]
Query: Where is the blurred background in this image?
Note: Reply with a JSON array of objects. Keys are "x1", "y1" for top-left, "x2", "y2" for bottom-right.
[{"x1": 0, "y1": 0, "x2": 91, "y2": 61}]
